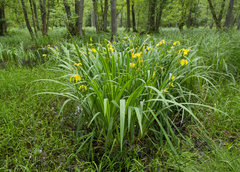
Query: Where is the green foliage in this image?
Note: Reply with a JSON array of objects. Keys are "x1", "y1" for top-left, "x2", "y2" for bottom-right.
[{"x1": 1, "y1": 27, "x2": 240, "y2": 171}]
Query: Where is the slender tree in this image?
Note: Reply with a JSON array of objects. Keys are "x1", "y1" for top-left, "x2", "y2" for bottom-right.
[
  {"x1": 126, "y1": 0, "x2": 130, "y2": 31},
  {"x1": 39, "y1": 0, "x2": 48, "y2": 35},
  {"x1": 20, "y1": 0, "x2": 34, "y2": 39},
  {"x1": 132, "y1": 0, "x2": 137, "y2": 32},
  {"x1": 207, "y1": 0, "x2": 226, "y2": 29},
  {"x1": 75, "y1": 0, "x2": 84, "y2": 35},
  {"x1": 149, "y1": 0, "x2": 156, "y2": 32},
  {"x1": 92, "y1": 0, "x2": 99, "y2": 32},
  {"x1": 111, "y1": 0, "x2": 117, "y2": 40},
  {"x1": 224, "y1": 0, "x2": 234, "y2": 28},
  {"x1": 0, "y1": 1, "x2": 7, "y2": 36},
  {"x1": 103, "y1": 0, "x2": 108, "y2": 32},
  {"x1": 29, "y1": 0, "x2": 38, "y2": 37}
]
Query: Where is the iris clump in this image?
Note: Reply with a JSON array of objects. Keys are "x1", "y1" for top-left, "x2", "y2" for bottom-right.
[{"x1": 48, "y1": 34, "x2": 218, "y2": 160}]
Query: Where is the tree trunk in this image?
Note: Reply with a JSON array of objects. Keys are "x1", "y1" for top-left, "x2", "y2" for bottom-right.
[
  {"x1": 126, "y1": 0, "x2": 130, "y2": 31},
  {"x1": 46, "y1": 0, "x2": 50, "y2": 33},
  {"x1": 149, "y1": 0, "x2": 156, "y2": 32},
  {"x1": 0, "y1": 3, "x2": 7, "y2": 36},
  {"x1": 63, "y1": 0, "x2": 75, "y2": 34},
  {"x1": 29, "y1": 0, "x2": 38, "y2": 37},
  {"x1": 193, "y1": 0, "x2": 200, "y2": 27},
  {"x1": 132, "y1": 0, "x2": 137, "y2": 32},
  {"x1": 224, "y1": 0, "x2": 234, "y2": 28},
  {"x1": 20, "y1": 0, "x2": 34, "y2": 39},
  {"x1": 103, "y1": 0, "x2": 108, "y2": 32},
  {"x1": 187, "y1": 1, "x2": 193, "y2": 28},
  {"x1": 92, "y1": 0, "x2": 99, "y2": 32},
  {"x1": 111, "y1": 0, "x2": 117, "y2": 41},
  {"x1": 32, "y1": 0, "x2": 40, "y2": 30},
  {"x1": 39, "y1": 0, "x2": 48, "y2": 35},
  {"x1": 155, "y1": 0, "x2": 166, "y2": 32},
  {"x1": 207, "y1": 0, "x2": 226, "y2": 29},
  {"x1": 205, "y1": 5, "x2": 209, "y2": 28},
  {"x1": 75, "y1": 0, "x2": 84, "y2": 35}
]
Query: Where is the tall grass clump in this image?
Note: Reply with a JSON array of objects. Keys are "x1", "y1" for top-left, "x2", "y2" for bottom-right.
[{"x1": 42, "y1": 34, "x2": 221, "y2": 165}]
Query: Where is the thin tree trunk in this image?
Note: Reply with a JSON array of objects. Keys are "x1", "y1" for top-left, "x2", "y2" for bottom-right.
[
  {"x1": 75, "y1": 0, "x2": 80, "y2": 33},
  {"x1": 224, "y1": 0, "x2": 234, "y2": 28},
  {"x1": 149, "y1": 0, "x2": 156, "y2": 32},
  {"x1": 205, "y1": 5, "x2": 209, "y2": 28},
  {"x1": 39, "y1": 0, "x2": 48, "y2": 35},
  {"x1": 20, "y1": 0, "x2": 34, "y2": 39},
  {"x1": 79, "y1": 0, "x2": 84, "y2": 35},
  {"x1": 155, "y1": 0, "x2": 166, "y2": 32},
  {"x1": 32, "y1": 0, "x2": 40, "y2": 30},
  {"x1": 92, "y1": 0, "x2": 99, "y2": 32},
  {"x1": 193, "y1": 0, "x2": 200, "y2": 27},
  {"x1": 75, "y1": 0, "x2": 84, "y2": 35},
  {"x1": 207, "y1": 0, "x2": 226, "y2": 29},
  {"x1": 29, "y1": 0, "x2": 38, "y2": 37},
  {"x1": 0, "y1": 3, "x2": 7, "y2": 36},
  {"x1": 103, "y1": 0, "x2": 108, "y2": 32},
  {"x1": 63, "y1": 0, "x2": 75, "y2": 34},
  {"x1": 126, "y1": 0, "x2": 130, "y2": 31},
  {"x1": 46, "y1": 0, "x2": 50, "y2": 33},
  {"x1": 187, "y1": 1, "x2": 193, "y2": 28},
  {"x1": 111, "y1": 0, "x2": 117, "y2": 41},
  {"x1": 132, "y1": 0, "x2": 137, "y2": 32}
]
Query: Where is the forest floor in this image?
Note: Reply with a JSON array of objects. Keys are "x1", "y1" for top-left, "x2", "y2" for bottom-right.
[{"x1": 0, "y1": 27, "x2": 240, "y2": 171}]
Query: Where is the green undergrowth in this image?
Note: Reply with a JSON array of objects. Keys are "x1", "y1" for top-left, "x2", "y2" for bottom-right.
[{"x1": 0, "y1": 28, "x2": 240, "y2": 171}]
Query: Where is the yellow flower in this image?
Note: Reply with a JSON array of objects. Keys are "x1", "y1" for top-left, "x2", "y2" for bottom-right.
[
  {"x1": 147, "y1": 34, "x2": 150, "y2": 37},
  {"x1": 74, "y1": 62, "x2": 82, "y2": 67},
  {"x1": 156, "y1": 44, "x2": 160, "y2": 47},
  {"x1": 79, "y1": 85, "x2": 87, "y2": 91},
  {"x1": 90, "y1": 37, "x2": 93, "y2": 42},
  {"x1": 169, "y1": 82, "x2": 174, "y2": 87},
  {"x1": 180, "y1": 59, "x2": 188, "y2": 66},
  {"x1": 152, "y1": 71, "x2": 156, "y2": 78},
  {"x1": 47, "y1": 44, "x2": 51, "y2": 47},
  {"x1": 145, "y1": 51, "x2": 147, "y2": 54},
  {"x1": 164, "y1": 88, "x2": 169, "y2": 93},
  {"x1": 91, "y1": 48, "x2": 97, "y2": 53},
  {"x1": 108, "y1": 47, "x2": 114, "y2": 52},
  {"x1": 147, "y1": 47, "x2": 151, "y2": 50},
  {"x1": 130, "y1": 63, "x2": 135, "y2": 68},
  {"x1": 173, "y1": 41, "x2": 180, "y2": 46},
  {"x1": 113, "y1": 41, "x2": 116, "y2": 44},
  {"x1": 171, "y1": 46, "x2": 174, "y2": 49},
  {"x1": 43, "y1": 54, "x2": 47, "y2": 57},
  {"x1": 132, "y1": 53, "x2": 141, "y2": 58},
  {"x1": 70, "y1": 71, "x2": 81, "y2": 83},
  {"x1": 167, "y1": 51, "x2": 172, "y2": 54},
  {"x1": 178, "y1": 49, "x2": 182, "y2": 54},
  {"x1": 171, "y1": 76, "x2": 175, "y2": 80},
  {"x1": 160, "y1": 40, "x2": 165, "y2": 45},
  {"x1": 124, "y1": 37, "x2": 128, "y2": 39}
]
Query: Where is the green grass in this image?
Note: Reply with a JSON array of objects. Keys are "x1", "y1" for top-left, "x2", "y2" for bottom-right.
[{"x1": 0, "y1": 27, "x2": 240, "y2": 171}]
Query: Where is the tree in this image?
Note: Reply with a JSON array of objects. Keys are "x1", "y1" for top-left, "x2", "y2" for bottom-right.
[
  {"x1": 20, "y1": 0, "x2": 34, "y2": 39},
  {"x1": 0, "y1": 1, "x2": 7, "y2": 36},
  {"x1": 224, "y1": 0, "x2": 234, "y2": 28},
  {"x1": 111, "y1": 0, "x2": 117, "y2": 40},
  {"x1": 92, "y1": 0, "x2": 99, "y2": 32},
  {"x1": 39, "y1": 0, "x2": 48, "y2": 35},
  {"x1": 149, "y1": 0, "x2": 157, "y2": 32},
  {"x1": 126, "y1": 0, "x2": 130, "y2": 31},
  {"x1": 155, "y1": 0, "x2": 167, "y2": 32},
  {"x1": 132, "y1": 0, "x2": 137, "y2": 32},
  {"x1": 103, "y1": 0, "x2": 108, "y2": 31},
  {"x1": 207, "y1": 0, "x2": 226, "y2": 29}
]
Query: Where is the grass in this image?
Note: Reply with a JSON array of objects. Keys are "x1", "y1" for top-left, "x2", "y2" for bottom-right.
[{"x1": 0, "y1": 27, "x2": 240, "y2": 171}]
